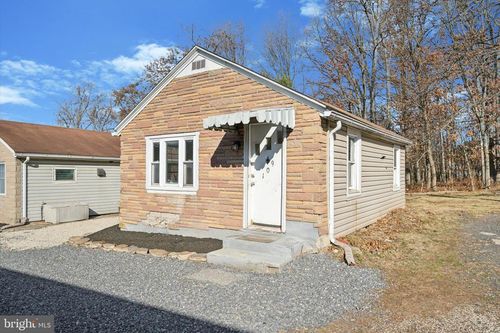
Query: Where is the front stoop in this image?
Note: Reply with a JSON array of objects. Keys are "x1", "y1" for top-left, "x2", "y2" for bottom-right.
[{"x1": 207, "y1": 232, "x2": 317, "y2": 273}]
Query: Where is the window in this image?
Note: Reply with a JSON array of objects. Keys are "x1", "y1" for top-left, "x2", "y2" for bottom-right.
[
  {"x1": 54, "y1": 168, "x2": 76, "y2": 181},
  {"x1": 0, "y1": 163, "x2": 5, "y2": 194},
  {"x1": 191, "y1": 59, "x2": 206, "y2": 70},
  {"x1": 393, "y1": 146, "x2": 401, "y2": 190},
  {"x1": 347, "y1": 133, "x2": 361, "y2": 194},
  {"x1": 146, "y1": 132, "x2": 199, "y2": 193}
]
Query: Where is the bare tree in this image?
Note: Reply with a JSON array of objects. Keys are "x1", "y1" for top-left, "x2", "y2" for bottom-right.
[
  {"x1": 143, "y1": 48, "x2": 184, "y2": 87},
  {"x1": 191, "y1": 22, "x2": 246, "y2": 64},
  {"x1": 112, "y1": 48, "x2": 185, "y2": 120},
  {"x1": 57, "y1": 83, "x2": 117, "y2": 131},
  {"x1": 442, "y1": 0, "x2": 499, "y2": 188},
  {"x1": 304, "y1": 0, "x2": 390, "y2": 122},
  {"x1": 261, "y1": 14, "x2": 300, "y2": 88}
]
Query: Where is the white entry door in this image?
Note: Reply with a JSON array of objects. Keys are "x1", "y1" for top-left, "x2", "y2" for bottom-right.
[{"x1": 248, "y1": 123, "x2": 284, "y2": 227}]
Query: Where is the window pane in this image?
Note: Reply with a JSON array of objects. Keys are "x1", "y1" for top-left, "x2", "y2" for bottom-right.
[
  {"x1": 0, "y1": 164, "x2": 4, "y2": 194},
  {"x1": 184, "y1": 162, "x2": 193, "y2": 186},
  {"x1": 55, "y1": 169, "x2": 75, "y2": 181},
  {"x1": 153, "y1": 142, "x2": 160, "y2": 162},
  {"x1": 393, "y1": 148, "x2": 397, "y2": 168},
  {"x1": 185, "y1": 140, "x2": 193, "y2": 161},
  {"x1": 166, "y1": 141, "x2": 179, "y2": 184},
  {"x1": 151, "y1": 163, "x2": 159, "y2": 185},
  {"x1": 348, "y1": 137, "x2": 356, "y2": 162},
  {"x1": 348, "y1": 162, "x2": 355, "y2": 188}
]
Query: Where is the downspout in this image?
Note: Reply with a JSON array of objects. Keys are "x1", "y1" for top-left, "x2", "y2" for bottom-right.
[
  {"x1": 328, "y1": 120, "x2": 356, "y2": 265},
  {"x1": 22, "y1": 156, "x2": 30, "y2": 222}
]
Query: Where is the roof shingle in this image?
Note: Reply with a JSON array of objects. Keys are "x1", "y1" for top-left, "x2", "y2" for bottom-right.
[{"x1": 0, "y1": 120, "x2": 120, "y2": 158}]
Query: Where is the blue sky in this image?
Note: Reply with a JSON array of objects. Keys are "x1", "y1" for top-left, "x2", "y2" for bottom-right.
[{"x1": 0, "y1": 0, "x2": 324, "y2": 125}]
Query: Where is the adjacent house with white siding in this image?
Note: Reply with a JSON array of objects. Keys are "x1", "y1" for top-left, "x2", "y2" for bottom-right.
[{"x1": 0, "y1": 120, "x2": 120, "y2": 224}]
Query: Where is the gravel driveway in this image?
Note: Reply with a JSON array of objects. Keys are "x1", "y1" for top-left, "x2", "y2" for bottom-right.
[
  {"x1": 0, "y1": 246, "x2": 384, "y2": 332},
  {"x1": 0, "y1": 215, "x2": 118, "y2": 251}
]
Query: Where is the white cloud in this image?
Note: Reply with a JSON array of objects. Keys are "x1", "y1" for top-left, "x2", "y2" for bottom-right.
[
  {"x1": 104, "y1": 43, "x2": 182, "y2": 75},
  {"x1": 299, "y1": 0, "x2": 324, "y2": 17},
  {"x1": 253, "y1": 0, "x2": 265, "y2": 9},
  {"x1": 0, "y1": 59, "x2": 58, "y2": 76},
  {"x1": 0, "y1": 42, "x2": 182, "y2": 109},
  {"x1": 0, "y1": 86, "x2": 37, "y2": 106}
]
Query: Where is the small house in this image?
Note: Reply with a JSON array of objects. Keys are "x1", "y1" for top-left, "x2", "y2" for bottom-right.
[
  {"x1": 112, "y1": 46, "x2": 411, "y2": 249},
  {"x1": 0, "y1": 120, "x2": 120, "y2": 224}
]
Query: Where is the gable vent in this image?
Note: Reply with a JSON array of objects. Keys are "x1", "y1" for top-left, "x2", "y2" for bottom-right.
[{"x1": 191, "y1": 59, "x2": 206, "y2": 71}]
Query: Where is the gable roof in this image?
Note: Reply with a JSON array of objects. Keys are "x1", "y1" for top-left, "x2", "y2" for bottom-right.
[
  {"x1": 113, "y1": 45, "x2": 411, "y2": 145},
  {"x1": 0, "y1": 120, "x2": 120, "y2": 159}
]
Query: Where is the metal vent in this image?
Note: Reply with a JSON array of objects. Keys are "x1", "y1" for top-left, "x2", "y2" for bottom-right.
[{"x1": 191, "y1": 59, "x2": 206, "y2": 70}]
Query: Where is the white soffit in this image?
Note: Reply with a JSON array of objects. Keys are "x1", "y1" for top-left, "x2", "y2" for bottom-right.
[{"x1": 203, "y1": 107, "x2": 295, "y2": 130}]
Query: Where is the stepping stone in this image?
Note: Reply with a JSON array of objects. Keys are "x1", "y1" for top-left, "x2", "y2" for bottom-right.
[
  {"x1": 480, "y1": 232, "x2": 496, "y2": 236},
  {"x1": 150, "y1": 249, "x2": 169, "y2": 257},
  {"x1": 128, "y1": 246, "x2": 139, "y2": 254},
  {"x1": 177, "y1": 251, "x2": 196, "y2": 260},
  {"x1": 68, "y1": 236, "x2": 82, "y2": 243},
  {"x1": 73, "y1": 237, "x2": 90, "y2": 245},
  {"x1": 135, "y1": 248, "x2": 149, "y2": 255},
  {"x1": 102, "y1": 243, "x2": 115, "y2": 250},
  {"x1": 87, "y1": 242, "x2": 102, "y2": 249},
  {"x1": 188, "y1": 253, "x2": 207, "y2": 262},
  {"x1": 493, "y1": 239, "x2": 500, "y2": 245},
  {"x1": 114, "y1": 244, "x2": 129, "y2": 252}
]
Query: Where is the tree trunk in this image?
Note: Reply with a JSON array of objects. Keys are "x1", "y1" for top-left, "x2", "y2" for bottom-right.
[
  {"x1": 440, "y1": 131, "x2": 446, "y2": 183},
  {"x1": 464, "y1": 148, "x2": 476, "y2": 191},
  {"x1": 479, "y1": 116, "x2": 491, "y2": 188},
  {"x1": 427, "y1": 138, "x2": 437, "y2": 191},
  {"x1": 416, "y1": 159, "x2": 422, "y2": 184}
]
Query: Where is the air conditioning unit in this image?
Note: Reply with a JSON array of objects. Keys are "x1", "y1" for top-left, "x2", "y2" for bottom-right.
[{"x1": 44, "y1": 203, "x2": 89, "y2": 224}]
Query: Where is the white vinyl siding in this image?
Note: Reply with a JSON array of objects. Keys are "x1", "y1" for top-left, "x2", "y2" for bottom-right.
[
  {"x1": 333, "y1": 126, "x2": 405, "y2": 236},
  {"x1": 145, "y1": 132, "x2": 199, "y2": 194},
  {"x1": 26, "y1": 160, "x2": 120, "y2": 221},
  {"x1": 0, "y1": 163, "x2": 5, "y2": 195}
]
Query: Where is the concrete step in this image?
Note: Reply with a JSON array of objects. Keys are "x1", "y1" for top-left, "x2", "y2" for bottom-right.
[
  {"x1": 223, "y1": 234, "x2": 301, "y2": 258},
  {"x1": 207, "y1": 248, "x2": 293, "y2": 273}
]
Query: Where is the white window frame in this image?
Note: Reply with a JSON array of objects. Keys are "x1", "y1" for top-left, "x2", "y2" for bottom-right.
[
  {"x1": 346, "y1": 129, "x2": 362, "y2": 196},
  {"x1": 393, "y1": 145, "x2": 401, "y2": 190},
  {"x1": 53, "y1": 168, "x2": 77, "y2": 182},
  {"x1": 0, "y1": 162, "x2": 5, "y2": 195},
  {"x1": 145, "y1": 132, "x2": 199, "y2": 195}
]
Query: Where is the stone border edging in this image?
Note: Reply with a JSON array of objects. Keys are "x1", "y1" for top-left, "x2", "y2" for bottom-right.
[{"x1": 67, "y1": 236, "x2": 208, "y2": 262}]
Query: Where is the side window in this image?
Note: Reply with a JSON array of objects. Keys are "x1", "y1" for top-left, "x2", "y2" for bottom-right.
[
  {"x1": 347, "y1": 133, "x2": 361, "y2": 194},
  {"x1": 0, "y1": 163, "x2": 5, "y2": 194},
  {"x1": 393, "y1": 146, "x2": 401, "y2": 190},
  {"x1": 54, "y1": 168, "x2": 76, "y2": 181}
]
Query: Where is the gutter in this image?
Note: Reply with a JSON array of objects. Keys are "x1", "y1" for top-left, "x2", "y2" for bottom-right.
[
  {"x1": 15, "y1": 153, "x2": 120, "y2": 161},
  {"x1": 322, "y1": 110, "x2": 412, "y2": 146},
  {"x1": 22, "y1": 156, "x2": 30, "y2": 223}
]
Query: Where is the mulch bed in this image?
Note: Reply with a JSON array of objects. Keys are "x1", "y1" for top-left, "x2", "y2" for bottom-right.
[{"x1": 87, "y1": 225, "x2": 222, "y2": 253}]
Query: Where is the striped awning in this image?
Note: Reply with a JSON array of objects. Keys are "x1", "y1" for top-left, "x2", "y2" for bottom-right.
[{"x1": 203, "y1": 107, "x2": 295, "y2": 130}]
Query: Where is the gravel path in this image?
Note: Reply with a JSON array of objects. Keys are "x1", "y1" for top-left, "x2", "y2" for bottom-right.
[
  {"x1": 0, "y1": 246, "x2": 384, "y2": 332},
  {"x1": 0, "y1": 216, "x2": 117, "y2": 251}
]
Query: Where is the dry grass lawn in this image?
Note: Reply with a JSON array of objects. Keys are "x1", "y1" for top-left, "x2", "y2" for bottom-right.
[{"x1": 318, "y1": 191, "x2": 500, "y2": 333}]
